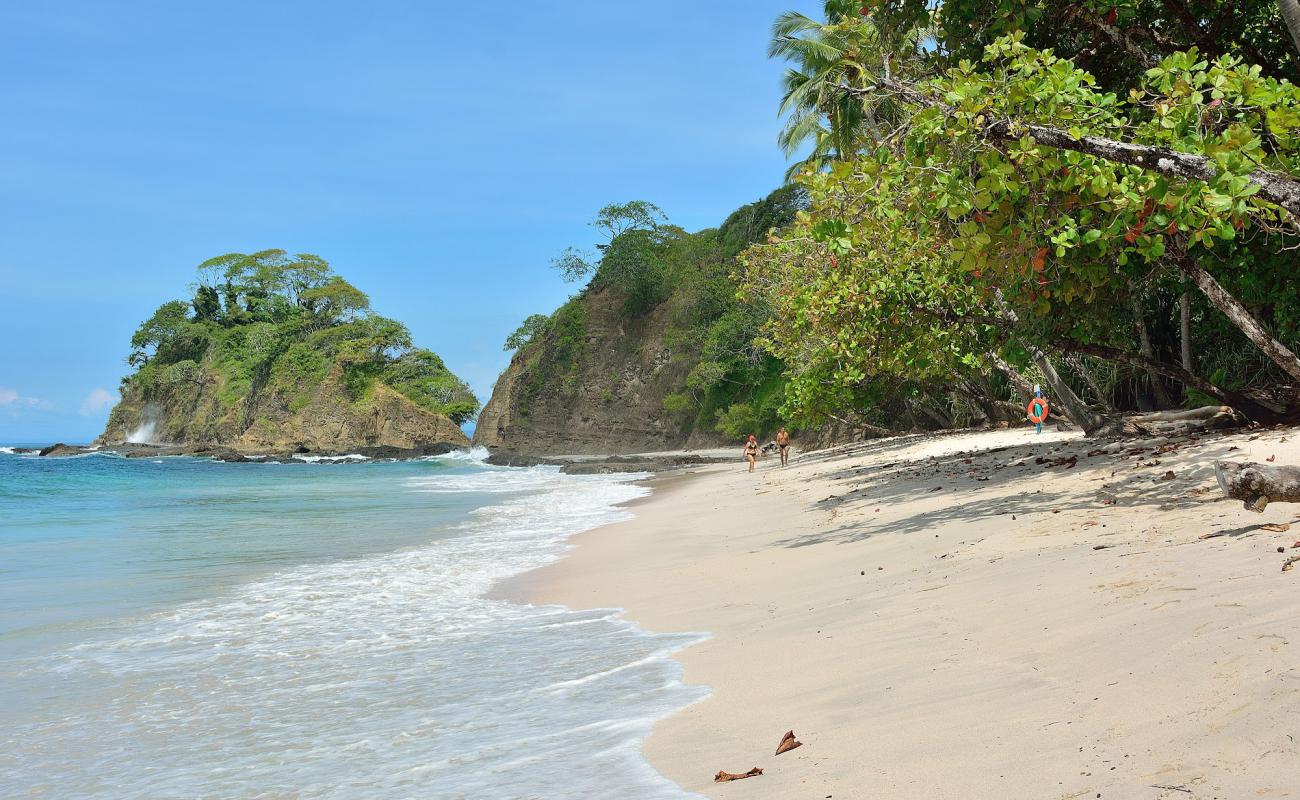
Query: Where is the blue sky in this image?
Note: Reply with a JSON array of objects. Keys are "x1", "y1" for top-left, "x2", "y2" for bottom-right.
[{"x1": 0, "y1": 1, "x2": 815, "y2": 443}]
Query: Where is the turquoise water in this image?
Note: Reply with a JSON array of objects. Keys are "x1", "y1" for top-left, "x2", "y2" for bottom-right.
[{"x1": 0, "y1": 449, "x2": 706, "y2": 799}]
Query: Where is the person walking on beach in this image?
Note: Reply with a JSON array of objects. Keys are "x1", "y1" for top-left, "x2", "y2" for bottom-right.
[
  {"x1": 743, "y1": 434, "x2": 760, "y2": 473},
  {"x1": 775, "y1": 426, "x2": 791, "y2": 466}
]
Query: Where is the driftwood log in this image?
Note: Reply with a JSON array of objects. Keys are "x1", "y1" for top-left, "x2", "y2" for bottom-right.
[
  {"x1": 1215, "y1": 461, "x2": 1300, "y2": 512},
  {"x1": 714, "y1": 767, "x2": 763, "y2": 782},
  {"x1": 1135, "y1": 406, "x2": 1236, "y2": 425}
]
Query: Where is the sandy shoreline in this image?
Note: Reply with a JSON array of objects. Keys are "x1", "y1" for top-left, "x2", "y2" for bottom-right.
[{"x1": 505, "y1": 426, "x2": 1300, "y2": 799}]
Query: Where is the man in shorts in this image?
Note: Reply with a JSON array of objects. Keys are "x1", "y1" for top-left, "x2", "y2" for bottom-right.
[{"x1": 775, "y1": 426, "x2": 791, "y2": 466}]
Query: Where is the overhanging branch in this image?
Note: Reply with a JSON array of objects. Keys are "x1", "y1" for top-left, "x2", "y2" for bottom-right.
[{"x1": 841, "y1": 78, "x2": 1300, "y2": 223}]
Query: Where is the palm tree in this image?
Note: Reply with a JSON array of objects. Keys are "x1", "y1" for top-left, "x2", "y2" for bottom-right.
[
  {"x1": 769, "y1": 5, "x2": 863, "y2": 178},
  {"x1": 768, "y1": 2, "x2": 929, "y2": 180}
]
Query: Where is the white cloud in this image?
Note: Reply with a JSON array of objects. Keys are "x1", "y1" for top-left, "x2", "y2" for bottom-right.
[
  {"x1": 80, "y1": 388, "x2": 118, "y2": 416},
  {"x1": 0, "y1": 386, "x2": 44, "y2": 409}
]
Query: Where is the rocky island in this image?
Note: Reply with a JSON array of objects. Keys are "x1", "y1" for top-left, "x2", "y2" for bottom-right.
[{"x1": 92, "y1": 250, "x2": 475, "y2": 459}]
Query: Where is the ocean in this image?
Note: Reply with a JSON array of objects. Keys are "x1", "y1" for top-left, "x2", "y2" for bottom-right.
[{"x1": 0, "y1": 447, "x2": 706, "y2": 799}]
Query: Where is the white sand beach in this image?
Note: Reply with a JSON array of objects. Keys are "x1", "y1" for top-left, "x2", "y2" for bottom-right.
[{"x1": 514, "y1": 426, "x2": 1300, "y2": 799}]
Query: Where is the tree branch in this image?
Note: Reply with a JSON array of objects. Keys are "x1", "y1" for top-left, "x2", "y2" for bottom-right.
[
  {"x1": 1062, "y1": 5, "x2": 1157, "y2": 67},
  {"x1": 842, "y1": 77, "x2": 1300, "y2": 224}
]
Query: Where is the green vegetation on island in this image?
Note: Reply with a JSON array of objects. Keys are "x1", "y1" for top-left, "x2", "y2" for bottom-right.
[{"x1": 104, "y1": 250, "x2": 476, "y2": 452}]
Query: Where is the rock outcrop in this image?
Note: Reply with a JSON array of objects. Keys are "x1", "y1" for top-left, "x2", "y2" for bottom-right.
[
  {"x1": 473, "y1": 284, "x2": 722, "y2": 458},
  {"x1": 100, "y1": 363, "x2": 468, "y2": 455},
  {"x1": 474, "y1": 188, "x2": 808, "y2": 460}
]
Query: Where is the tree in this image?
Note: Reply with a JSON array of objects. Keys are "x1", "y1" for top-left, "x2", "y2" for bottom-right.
[
  {"x1": 591, "y1": 200, "x2": 667, "y2": 238},
  {"x1": 339, "y1": 315, "x2": 412, "y2": 362},
  {"x1": 382, "y1": 348, "x2": 480, "y2": 424},
  {"x1": 1285, "y1": 0, "x2": 1300, "y2": 59},
  {"x1": 551, "y1": 247, "x2": 598, "y2": 283},
  {"x1": 769, "y1": 2, "x2": 927, "y2": 178},
  {"x1": 504, "y1": 314, "x2": 549, "y2": 351},
  {"x1": 551, "y1": 201, "x2": 669, "y2": 283},
  {"x1": 549, "y1": 201, "x2": 679, "y2": 313},
  {"x1": 195, "y1": 250, "x2": 338, "y2": 322},
  {"x1": 191, "y1": 285, "x2": 222, "y2": 322},
  {"x1": 300, "y1": 276, "x2": 370, "y2": 327},
  {"x1": 747, "y1": 4, "x2": 1300, "y2": 430},
  {"x1": 129, "y1": 301, "x2": 198, "y2": 367}
]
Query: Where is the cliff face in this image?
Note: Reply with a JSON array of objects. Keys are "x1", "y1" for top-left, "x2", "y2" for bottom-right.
[
  {"x1": 474, "y1": 189, "x2": 805, "y2": 459},
  {"x1": 474, "y1": 286, "x2": 708, "y2": 457},
  {"x1": 101, "y1": 363, "x2": 469, "y2": 454}
]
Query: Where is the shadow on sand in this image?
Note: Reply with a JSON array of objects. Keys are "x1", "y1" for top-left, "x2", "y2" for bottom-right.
[{"x1": 777, "y1": 428, "x2": 1255, "y2": 548}]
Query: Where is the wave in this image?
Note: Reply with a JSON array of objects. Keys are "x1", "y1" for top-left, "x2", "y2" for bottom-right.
[
  {"x1": 3, "y1": 465, "x2": 705, "y2": 799},
  {"x1": 290, "y1": 453, "x2": 369, "y2": 463},
  {"x1": 425, "y1": 445, "x2": 491, "y2": 463},
  {"x1": 0, "y1": 446, "x2": 45, "y2": 456}
]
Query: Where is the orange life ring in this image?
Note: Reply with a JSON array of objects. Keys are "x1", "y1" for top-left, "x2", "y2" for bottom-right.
[{"x1": 1027, "y1": 398, "x2": 1050, "y2": 424}]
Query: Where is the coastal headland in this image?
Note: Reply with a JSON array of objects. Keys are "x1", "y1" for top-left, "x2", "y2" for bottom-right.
[{"x1": 512, "y1": 426, "x2": 1300, "y2": 799}]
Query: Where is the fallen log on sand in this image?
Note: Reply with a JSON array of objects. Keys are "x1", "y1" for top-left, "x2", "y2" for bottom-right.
[
  {"x1": 714, "y1": 767, "x2": 763, "y2": 782},
  {"x1": 1215, "y1": 460, "x2": 1300, "y2": 512},
  {"x1": 1138, "y1": 405, "x2": 1237, "y2": 431},
  {"x1": 1093, "y1": 406, "x2": 1242, "y2": 439}
]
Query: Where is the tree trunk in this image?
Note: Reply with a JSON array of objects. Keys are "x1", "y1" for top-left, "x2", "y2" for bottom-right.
[
  {"x1": 1052, "y1": 338, "x2": 1286, "y2": 423},
  {"x1": 923, "y1": 303, "x2": 1285, "y2": 423},
  {"x1": 1062, "y1": 4, "x2": 1158, "y2": 66},
  {"x1": 988, "y1": 352, "x2": 1034, "y2": 400},
  {"x1": 954, "y1": 376, "x2": 993, "y2": 424},
  {"x1": 1136, "y1": 405, "x2": 1233, "y2": 423},
  {"x1": 1279, "y1": 0, "x2": 1300, "y2": 58},
  {"x1": 1129, "y1": 292, "x2": 1175, "y2": 409},
  {"x1": 1179, "y1": 290, "x2": 1194, "y2": 373},
  {"x1": 1030, "y1": 347, "x2": 1104, "y2": 433},
  {"x1": 993, "y1": 290, "x2": 1104, "y2": 433},
  {"x1": 960, "y1": 372, "x2": 1022, "y2": 424},
  {"x1": 1215, "y1": 460, "x2": 1300, "y2": 512},
  {"x1": 908, "y1": 397, "x2": 953, "y2": 429},
  {"x1": 1174, "y1": 250, "x2": 1300, "y2": 384},
  {"x1": 1134, "y1": 405, "x2": 1240, "y2": 433},
  {"x1": 1065, "y1": 353, "x2": 1114, "y2": 412},
  {"x1": 1159, "y1": 0, "x2": 1284, "y2": 77}
]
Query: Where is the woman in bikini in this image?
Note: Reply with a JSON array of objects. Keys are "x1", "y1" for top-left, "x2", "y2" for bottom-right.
[{"x1": 743, "y1": 434, "x2": 760, "y2": 473}]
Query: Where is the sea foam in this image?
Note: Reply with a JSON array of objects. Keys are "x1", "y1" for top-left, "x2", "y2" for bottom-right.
[{"x1": 1, "y1": 463, "x2": 706, "y2": 800}]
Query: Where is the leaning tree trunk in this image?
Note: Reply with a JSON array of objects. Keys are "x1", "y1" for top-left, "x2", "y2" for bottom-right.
[
  {"x1": 1179, "y1": 290, "x2": 1194, "y2": 373},
  {"x1": 1130, "y1": 292, "x2": 1175, "y2": 409},
  {"x1": 1175, "y1": 250, "x2": 1300, "y2": 384},
  {"x1": 1216, "y1": 460, "x2": 1300, "y2": 512},
  {"x1": 1030, "y1": 346, "x2": 1104, "y2": 433},
  {"x1": 1281, "y1": 0, "x2": 1300, "y2": 59},
  {"x1": 988, "y1": 352, "x2": 1034, "y2": 400},
  {"x1": 1066, "y1": 353, "x2": 1114, "y2": 412},
  {"x1": 908, "y1": 397, "x2": 953, "y2": 429},
  {"x1": 1055, "y1": 339, "x2": 1286, "y2": 424},
  {"x1": 960, "y1": 372, "x2": 1023, "y2": 424},
  {"x1": 993, "y1": 289, "x2": 1104, "y2": 433}
]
